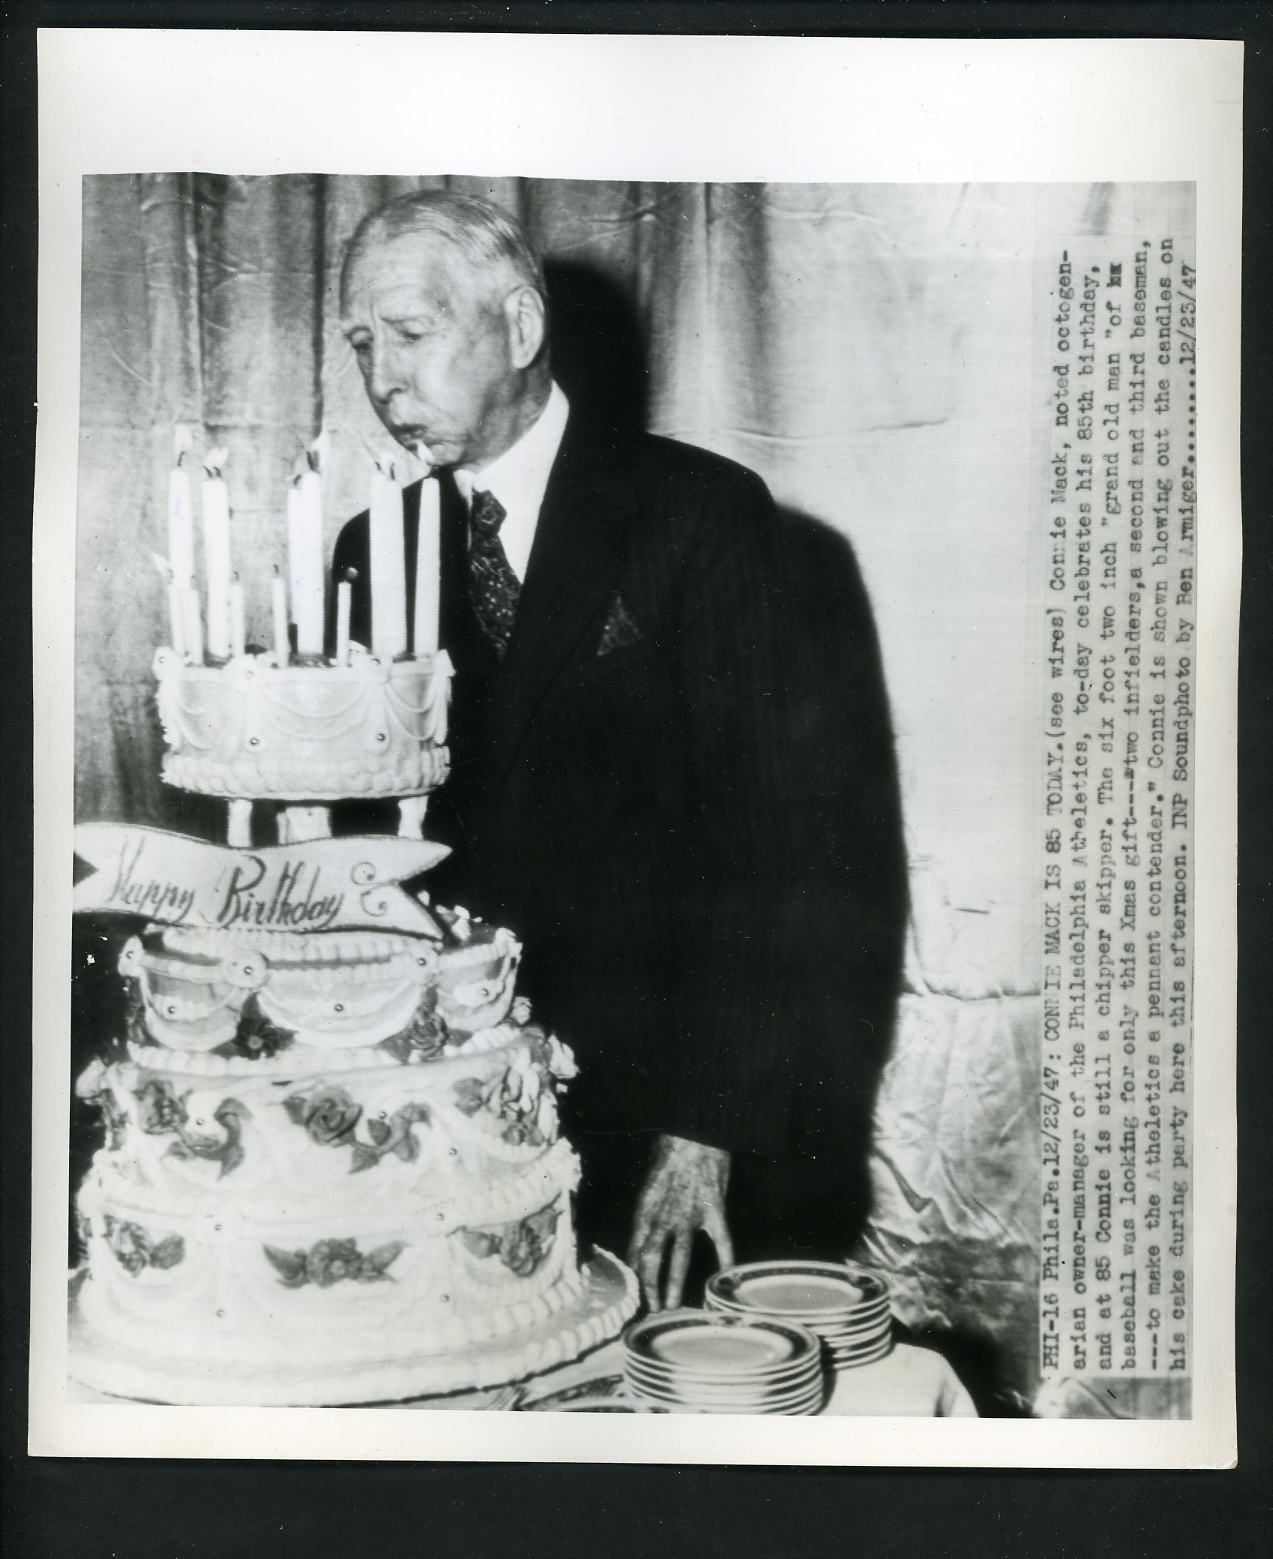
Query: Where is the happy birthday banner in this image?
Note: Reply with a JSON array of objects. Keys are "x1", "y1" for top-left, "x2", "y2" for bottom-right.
[{"x1": 73, "y1": 824, "x2": 450, "y2": 937}]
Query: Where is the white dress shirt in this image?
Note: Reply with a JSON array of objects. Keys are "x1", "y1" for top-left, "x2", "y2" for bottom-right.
[{"x1": 452, "y1": 381, "x2": 570, "y2": 583}]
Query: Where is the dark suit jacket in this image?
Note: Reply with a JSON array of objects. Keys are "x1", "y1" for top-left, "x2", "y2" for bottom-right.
[{"x1": 333, "y1": 417, "x2": 907, "y2": 1165}]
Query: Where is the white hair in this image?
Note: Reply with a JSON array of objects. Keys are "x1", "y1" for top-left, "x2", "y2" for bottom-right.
[{"x1": 342, "y1": 189, "x2": 544, "y2": 306}]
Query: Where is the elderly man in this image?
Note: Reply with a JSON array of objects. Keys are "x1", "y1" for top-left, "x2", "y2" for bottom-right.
[{"x1": 333, "y1": 189, "x2": 907, "y2": 1310}]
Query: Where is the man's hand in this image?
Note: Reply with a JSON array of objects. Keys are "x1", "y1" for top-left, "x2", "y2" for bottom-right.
[{"x1": 627, "y1": 1133, "x2": 734, "y2": 1311}]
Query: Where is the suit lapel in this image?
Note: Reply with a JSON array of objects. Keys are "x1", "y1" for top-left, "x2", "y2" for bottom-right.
[{"x1": 490, "y1": 423, "x2": 639, "y2": 781}]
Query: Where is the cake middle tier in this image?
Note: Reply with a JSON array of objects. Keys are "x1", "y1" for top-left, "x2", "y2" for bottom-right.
[
  {"x1": 78, "y1": 1018, "x2": 575, "y2": 1202},
  {"x1": 121, "y1": 919, "x2": 521, "y2": 1054}
]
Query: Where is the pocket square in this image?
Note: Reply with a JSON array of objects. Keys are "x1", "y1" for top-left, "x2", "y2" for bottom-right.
[{"x1": 596, "y1": 593, "x2": 645, "y2": 656}]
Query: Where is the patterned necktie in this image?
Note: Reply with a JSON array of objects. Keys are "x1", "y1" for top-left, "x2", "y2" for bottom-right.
[{"x1": 467, "y1": 488, "x2": 519, "y2": 659}]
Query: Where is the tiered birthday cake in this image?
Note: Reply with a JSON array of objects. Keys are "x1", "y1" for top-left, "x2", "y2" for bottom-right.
[{"x1": 69, "y1": 464, "x2": 637, "y2": 1405}]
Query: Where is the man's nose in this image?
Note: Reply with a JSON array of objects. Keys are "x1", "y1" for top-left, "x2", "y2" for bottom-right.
[{"x1": 367, "y1": 343, "x2": 406, "y2": 405}]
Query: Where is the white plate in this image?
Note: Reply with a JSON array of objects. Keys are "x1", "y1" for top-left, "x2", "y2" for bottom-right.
[
  {"x1": 623, "y1": 1357, "x2": 822, "y2": 1392},
  {"x1": 624, "y1": 1370, "x2": 822, "y2": 1404},
  {"x1": 702, "y1": 1306, "x2": 891, "y2": 1343},
  {"x1": 623, "y1": 1367, "x2": 822, "y2": 1399},
  {"x1": 620, "y1": 1365, "x2": 816, "y2": 1403},
  {"x1": 629, "y1": 1398, "x2": 826, "y2": 1417},
  {"x1": 708, "y1": 1261, "x2": 890, "y2": 1319},
  {"x1": 816, "y1": 1320, "x2": 893, "y2": 1345},
  {"x1": 827, "y1": 1342, "x2": 894, "y2": 1370},
  {"x1": 625, "y1": 1381, "x2": 826, "y2": 1414},
  {"x1": 827, "y1": 1332, "x2": 893, "y2": 1354},
  {"x1": 623, "y1": 1353, "x2": 821, "y2": 1388},
  {"x1": 707, "y1": 1304, "x2": 893, "y2": 1343},
  {"x1": 824, "y1": 1319, "x2": 894, "y2": 1345},
  {"x1": 705, "y1": 1287, "x2": 890, "y2": 1321},
  {"x1": 623, "y1": 1310, "x2": 820, "y2": 1377},
  {"x1": 823, "y1": 1317, "x2": 892, "y2": 1340}
]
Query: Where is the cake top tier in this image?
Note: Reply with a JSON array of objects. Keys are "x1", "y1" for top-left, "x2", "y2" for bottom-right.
[{"x1": 154, "y1": 645, "x2": 452, "y2": 804}]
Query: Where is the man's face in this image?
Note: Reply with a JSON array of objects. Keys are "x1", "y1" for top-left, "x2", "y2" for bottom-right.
[{"x1": 341, "y1": 230, "x2": 530, "y2": 471}]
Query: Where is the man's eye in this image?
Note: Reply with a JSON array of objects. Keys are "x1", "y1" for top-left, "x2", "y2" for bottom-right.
[{"x1": 350, "y1": 338, "x2": 371, "y2": 356}]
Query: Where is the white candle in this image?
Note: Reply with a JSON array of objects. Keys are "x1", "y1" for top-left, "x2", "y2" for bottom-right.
[
  {"x1": 183, "y1": 585, "x2": 204, "y2": 665},
  {"x1": 369, "y1": 465, "x2": 407, "y2": 658},
  {"x1": 335, "y1": 577, "x2": 352, "y2": 666},
  {"x1": 168, "y1": 582, "x2": 187, "y2": 658},
  {"x1": 202, "y1": 452, "x2": 233, "y2": 658},
  {"x1": 287, "y1": 462, "x2": 325, "y2": 657},
  {"x1": 413, "y1": 473, "x2": 441, "y2": 654},
  {"x1": 271, "y1": 568, "x2": 290, "y2": 663},
  {"x1": 154, "y1": 553, "x2": 186, "y2": 656},
  {"x1": 168, "y1": 459, "x2": 195, "y2": 602},
  {"x1": 229, "y1": 576, "x2": 246, "y2": 658}
]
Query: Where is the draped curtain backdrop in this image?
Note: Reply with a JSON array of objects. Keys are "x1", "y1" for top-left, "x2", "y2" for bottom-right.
[{"x1": 77, "y1": 174, "x2": 1161, "y2": 1408}]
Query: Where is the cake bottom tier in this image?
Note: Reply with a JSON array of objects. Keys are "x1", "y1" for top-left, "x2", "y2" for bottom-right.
[{"x1": 68, "y1": 1249, "x2": 638, "y2": 1406}]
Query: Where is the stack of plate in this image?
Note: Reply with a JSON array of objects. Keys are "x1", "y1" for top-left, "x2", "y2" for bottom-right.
[
  {"x1": 621, "y1": 1310, "x2": 825, "y2": 1414},
  {"x1": 705, "y1": 1260, "x2": 894, "y2": 1371}
]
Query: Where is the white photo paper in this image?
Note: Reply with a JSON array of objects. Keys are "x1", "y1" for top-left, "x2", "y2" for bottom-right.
[{"x1": 29, "y1": 28, "x2": 1241, "y2": 1467}]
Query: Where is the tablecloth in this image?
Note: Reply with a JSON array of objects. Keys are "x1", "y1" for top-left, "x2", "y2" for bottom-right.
[
  {"x1": 393, "y1": 1337, "x2": 976, "y2": 1416},
  {"x1": 70, "y1": 1339, "x2": 975, "y2": 1416}
]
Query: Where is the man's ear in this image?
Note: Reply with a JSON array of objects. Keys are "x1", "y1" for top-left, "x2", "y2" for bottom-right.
[{"x1": 504, "y1": 285, "x2": 547, "y2": 370}]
